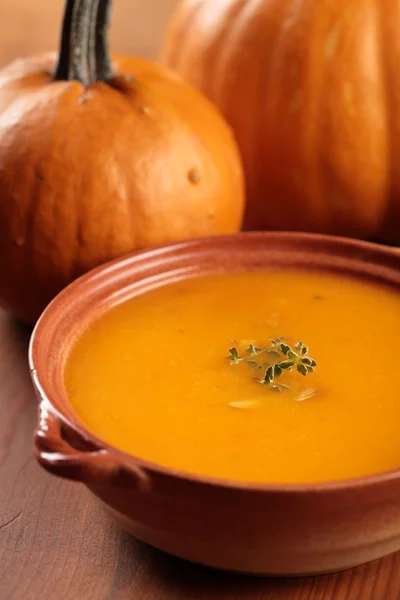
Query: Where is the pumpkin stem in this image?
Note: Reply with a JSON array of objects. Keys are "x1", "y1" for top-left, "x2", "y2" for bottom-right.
[
  {"x1": 94, "y1": 0, "x2": 113, "y2": 82},
  {"x1": 54, "y1": 0, "x2": 113, "y2": 85}
]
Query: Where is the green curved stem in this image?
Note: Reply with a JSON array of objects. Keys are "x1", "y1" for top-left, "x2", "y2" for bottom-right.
[{"x1": 54, "y1": 0, "x2": 113, "y2": 85}]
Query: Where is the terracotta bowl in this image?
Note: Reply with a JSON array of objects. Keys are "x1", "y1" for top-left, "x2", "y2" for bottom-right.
[{"x1": 30, "y1": 232, "x2": 400, "y2": 576}]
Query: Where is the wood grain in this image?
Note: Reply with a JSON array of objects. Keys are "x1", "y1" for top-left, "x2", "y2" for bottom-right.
[
  {"x1": 0, "y1": 0, "x2": 179, "y2": 67},
  {"x1": 0, "y1": 310, "x2": 399, "y2": 599}
]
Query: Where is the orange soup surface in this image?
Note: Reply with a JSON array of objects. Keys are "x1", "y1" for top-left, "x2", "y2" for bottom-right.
[{"x1": 65, "y1": 270, "x2": 400, "y2": 484}]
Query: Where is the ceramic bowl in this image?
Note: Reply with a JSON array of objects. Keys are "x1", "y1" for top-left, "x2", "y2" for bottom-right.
[{"x1": 30, "y1": 232, "x2": 400, "y2": 576}]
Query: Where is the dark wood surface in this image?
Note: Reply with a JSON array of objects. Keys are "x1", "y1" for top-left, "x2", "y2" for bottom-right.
[{"x1": 0, "y1": 310, "x2": 399, "y2": 599}]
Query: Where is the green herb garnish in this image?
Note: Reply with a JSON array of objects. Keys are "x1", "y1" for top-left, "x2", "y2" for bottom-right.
[{"x1": 227, "y1": 339, "x2": 317, "y2": 391}]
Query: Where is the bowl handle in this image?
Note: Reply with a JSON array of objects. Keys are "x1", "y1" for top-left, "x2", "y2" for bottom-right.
[{"x1": 35, "y1": 400, "x2": 150, "y2": 491}]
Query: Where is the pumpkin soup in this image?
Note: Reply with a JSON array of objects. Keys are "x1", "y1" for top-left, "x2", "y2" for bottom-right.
[{"x1": 65, "y1": 270, "x2": 400, "y2": 484}]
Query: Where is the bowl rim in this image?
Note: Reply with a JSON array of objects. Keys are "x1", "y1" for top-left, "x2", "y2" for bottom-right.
[{"x1": 29, "y1": 230, "x2": 400, "y2": 494}]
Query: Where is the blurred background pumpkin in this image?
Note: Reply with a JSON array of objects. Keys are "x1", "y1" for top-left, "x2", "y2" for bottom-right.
[
  {"x1": 161, "y1": 0, "x2": 400, "y2": 245},
  {"x1": 0, "y1": 0, "x2": 179, "y2": 65},
  {"x1": 0, "y1": 0, "x2": 244, "y2": 323}
]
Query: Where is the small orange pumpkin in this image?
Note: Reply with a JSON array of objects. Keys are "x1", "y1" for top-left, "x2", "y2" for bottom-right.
[
  {"x1": 162, "y1": 0, "x2": 400, "y2": 244},
  {"x1": 0, "y1": 0, "x2": 244, "y2": 324}
]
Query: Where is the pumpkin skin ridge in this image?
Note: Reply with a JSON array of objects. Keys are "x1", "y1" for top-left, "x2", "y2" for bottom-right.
[
  {"x1": 243, "y1": 0, "x2": 294, "y2": 232},
  {"x1": 374, "y1": 2, "x2": 400, "y2": 243},
  {"x1": 214, "y1": 0, "x2": 261, "y2": 223},
  {"x1": 0, "y1": 49, "x2": 244, "y2": 324},
  {"x1": 312, "y1": 1, "x2": 388, "y2": 238},
  {"x1": 282, "y1": 0, "x2": 332, "y2": 235},
  {"x1": 0, "y1": 79, "x2": 58, "y2": 321}
]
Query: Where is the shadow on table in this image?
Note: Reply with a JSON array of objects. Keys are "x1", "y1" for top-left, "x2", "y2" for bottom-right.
[
  {"x1": 150, "y1": 549, "x2": 302, "y2": 595},
  {"x1": 3, "y1": 314, "x2": 33, "y2": 346},
  {"x1": 130, "y1": 535, "x2": 310, "y2": 599}
]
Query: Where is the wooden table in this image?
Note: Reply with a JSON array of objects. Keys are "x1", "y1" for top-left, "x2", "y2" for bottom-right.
[{"x1": 0, "y1": 311, "x2": 399, "y2": 599}]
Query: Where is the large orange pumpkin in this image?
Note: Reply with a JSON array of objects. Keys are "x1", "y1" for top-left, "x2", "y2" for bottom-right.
[
  {"x1": 0, "y1": 0, "x2": 244, "y2": 324},
  {"x1": 161, "y1": 0, "x2": 400, "y2": 244}
]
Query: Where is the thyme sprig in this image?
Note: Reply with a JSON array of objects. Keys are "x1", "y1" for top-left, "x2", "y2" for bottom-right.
[{"x1": 227, "y1": 339, "x2": 317, "y2": 391}]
